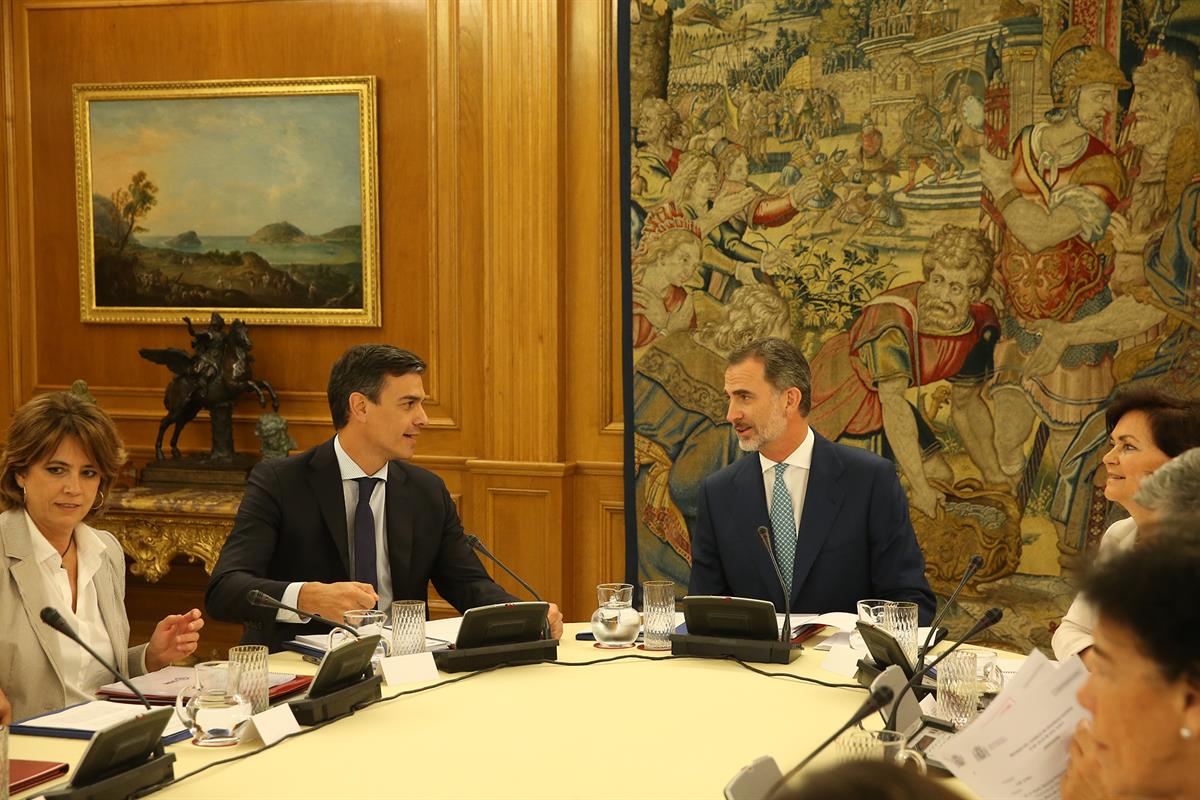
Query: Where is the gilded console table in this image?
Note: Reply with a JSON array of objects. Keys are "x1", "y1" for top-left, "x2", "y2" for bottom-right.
[{"x1": 103, "y1": 486, "x2": 242, "y2": 582}]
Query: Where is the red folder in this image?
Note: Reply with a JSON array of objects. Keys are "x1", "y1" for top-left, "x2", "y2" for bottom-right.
[
  {"x1": 96, "y1": 674, "x2": 312, "y2": 705},
  {"x1": 9, "y1": 758, "x2": 70, "y2": 793}
]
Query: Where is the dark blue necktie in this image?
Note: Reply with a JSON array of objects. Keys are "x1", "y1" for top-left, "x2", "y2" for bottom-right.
[{"x1": 353, "y1": 477, "x2": 381, "y2": 589}]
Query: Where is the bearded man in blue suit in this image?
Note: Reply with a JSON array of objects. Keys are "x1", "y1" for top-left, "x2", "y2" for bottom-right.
[{"x1": 688, "y1": 338, "x2": 936, "y2": 624}]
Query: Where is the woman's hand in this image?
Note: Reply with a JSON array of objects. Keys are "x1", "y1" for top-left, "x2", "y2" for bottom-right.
[
  {"x1": 1061, "y1": 720, "x2": 1110, "y2": 800},
  {"x1": 145, "y1": 608, "x2": 204, "y2": 672},
  {"x1": 0, "y1": 684, "x2": 12, "y2": 725}
]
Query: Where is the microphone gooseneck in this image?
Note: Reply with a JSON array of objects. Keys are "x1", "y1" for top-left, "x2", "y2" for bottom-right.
[
  {"x1": 781, "y1": 685, "x2": 895, "y2": 782},
  {"x1": 245, "y1": 589, "x2": 361, "y2": 638},
  {"x1": 917, "y1": 554, "x2": 984, "y2": 675},
  {"x1": 464, "y1": 534, "x2": 552, "y2": 640},
  {"x1": 757, "y1": 526, "x2": 792, "y2": 646},
  {"x1": 885, "y1": 607, "x2": 1004, "y2": 733},
  {"x1": 41, "y1": 606, "x2": 153, "y2": 711}
]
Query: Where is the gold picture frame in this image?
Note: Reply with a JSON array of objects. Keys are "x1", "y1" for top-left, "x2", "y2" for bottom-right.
[{"x1": 73, "y1": 76, "x2": 380, "y2": 326}]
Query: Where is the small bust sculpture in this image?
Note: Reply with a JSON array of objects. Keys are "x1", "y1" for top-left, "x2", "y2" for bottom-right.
[
  {"x1": 255, "y1": 412, "x2": 297, "y2": 462},
  {"x1": 70, "y1": 379, "x2": 98, "y2": 405}
]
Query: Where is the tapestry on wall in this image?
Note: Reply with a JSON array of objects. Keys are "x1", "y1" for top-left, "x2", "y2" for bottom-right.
[{"x1": 625, "y1": 0, "x2": 1200, "y2": 652}]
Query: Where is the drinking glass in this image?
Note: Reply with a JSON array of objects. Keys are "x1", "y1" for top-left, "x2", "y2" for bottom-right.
[
  {"x1": 174, "y1": 661, "x2": 252, "y2": 747},
  {"x1": 974, "y1": 650, "x2": 1005, "y2": 695},
  {"x1": 590, "y1": 583, "x2": 640, "y2": 647},
  {"x1": 390, "y1": 600, "x2": 427, "y2": 656},
  {"x1": 641, "y1": 580, "x2": 676, "y2": 651},
  {"x1": 837, "y1": 729, "x2": 926, "y2": 774},
  {"x1": 883, "y1": 601, "x2": 919, "y2": 669},
  {"x1": 329, "y1": 609, "x2": 392, "y2": 669},
  {"x1": 228, "y1": 644, "x2": 270, "y2": 714},
  {"x1": 937, "y1": 650, "x2": 980, "y2": 729}
]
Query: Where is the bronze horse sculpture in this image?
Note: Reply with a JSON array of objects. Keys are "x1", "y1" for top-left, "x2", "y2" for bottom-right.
[{"x1": 140, "y1": 313, "x2": 278, "y2": 460}]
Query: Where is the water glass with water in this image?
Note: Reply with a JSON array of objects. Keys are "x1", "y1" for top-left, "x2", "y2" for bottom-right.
[
  {"x1": 174, "y1": 661, "x2": 253, "y2": 746},
  {"x1": 937, "y1": 650, "x2": 980, "y2": 729},
  {"x1": 590, "y1": 583, "x2": 640, "y2": 647},
  {"x1": 390, "y1": 600, "x2": 426, "y2": 655},
  {"x1": 641, "y1": 580, "x2": 676, "y2": 651}
]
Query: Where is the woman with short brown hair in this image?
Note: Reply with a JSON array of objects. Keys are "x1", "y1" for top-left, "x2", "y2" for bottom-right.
[{"x1": 0, "y1": 391, "x2": 203, "y2": 723}]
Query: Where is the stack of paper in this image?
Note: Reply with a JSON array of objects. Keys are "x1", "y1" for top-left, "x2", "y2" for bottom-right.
[{"x1": 930, "y1": 650, "x2": 1089, "y2": 799}]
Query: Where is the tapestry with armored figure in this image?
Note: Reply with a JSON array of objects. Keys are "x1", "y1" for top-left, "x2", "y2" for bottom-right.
[{"x1": 626, "y1": 0, "x2": 1200, "y2": 652}]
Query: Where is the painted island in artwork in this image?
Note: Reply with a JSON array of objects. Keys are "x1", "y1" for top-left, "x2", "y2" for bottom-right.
[{"x1": 75, "y1": 80, "x2": 379, "y2": 324}]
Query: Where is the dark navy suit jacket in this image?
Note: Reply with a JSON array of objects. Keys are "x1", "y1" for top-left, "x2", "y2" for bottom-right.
[
  {"x1": 205, "y1": 439, "x2": 517, "y2": 650},
  {"x1": 688, "y1": 431, "x2": 936, "y2": 624}
]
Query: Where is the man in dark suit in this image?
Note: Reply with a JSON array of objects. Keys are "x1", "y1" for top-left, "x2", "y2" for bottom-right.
[
  {"x1": 688, "y1": 338, "x2": 935, "y2": 623},
  {"x1": 206, "y1": 344, "x2": 564, "y2": 650}
]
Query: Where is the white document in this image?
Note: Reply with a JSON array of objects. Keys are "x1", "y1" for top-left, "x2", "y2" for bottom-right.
[
  {"x1": 295, "y1": 625, "x2": 452, "y2": 653},
  {"x1": 380, "y1": 652, "x2": 440, "y2": 686},
  {"x1": 818, "y1": 645, "x2": 862, "y2": 678},
  {"x1": 98, "y1": 666, "x2": 296, "y2": 697},
  {"x1": 19, "y1": 700, "x2": 189, "y2": 739},
  {"x1": 933, "y1": 650, "x2": 1089, "y2": 799}
]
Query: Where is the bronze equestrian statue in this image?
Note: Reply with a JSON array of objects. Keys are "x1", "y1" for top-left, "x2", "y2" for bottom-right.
[{"x1": 140, "y1": 313, "x2": 279, "y2": 461}]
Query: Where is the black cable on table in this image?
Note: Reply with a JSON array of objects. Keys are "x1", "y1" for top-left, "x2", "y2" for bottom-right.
[{"x1": 133, "y1": 646, "x2": 863, "y2": 796}]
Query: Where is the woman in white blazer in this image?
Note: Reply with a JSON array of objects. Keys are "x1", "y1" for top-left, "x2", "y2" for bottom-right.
[
  {"x1": 0, "y1": 392, "x2": 203, "y2": 723},
  {"x1": 1052, "y1": 388, "x2": 1200, "y2": 662}
]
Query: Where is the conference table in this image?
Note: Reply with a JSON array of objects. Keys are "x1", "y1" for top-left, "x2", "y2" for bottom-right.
[{"x1": 11, "y1": 622, "x2": 979, "y2": 799}]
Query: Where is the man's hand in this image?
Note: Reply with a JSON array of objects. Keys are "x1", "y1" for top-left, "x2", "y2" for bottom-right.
[
  {"x1": 297, "y1": 582, "x2": 378, "y2": 621},
  {"x1": 1061, "y1": 720, "x2": 1111, "y2": 800},
  {"x1": 0, "y1": 684, "x2": 12, "y2": 725},
  {"x1": 145, "y1": 608, "x2": 204, "y2": 672},
  {"x1": 546, "y1": 603, "x2": 564, "y2": 640}
]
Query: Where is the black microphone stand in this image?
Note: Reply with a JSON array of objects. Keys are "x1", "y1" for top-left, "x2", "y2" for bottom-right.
[
  {"x1": 915, "y1": 554, "x2": 982, "y2": 677},
  {"x1": 757, "y1": 526, "x2": 792, "y2": 646},
  {"x1": 465, "y1": 535, "x2": 554, "y2": 641},
  {"x1": 40, "y1": 608, "x2": 177, "y2": 800}
]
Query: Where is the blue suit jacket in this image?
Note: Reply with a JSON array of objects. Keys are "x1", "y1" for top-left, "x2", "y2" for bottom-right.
[{"x1": 688, "y1": 431, "x2": 936, "y2": 624}]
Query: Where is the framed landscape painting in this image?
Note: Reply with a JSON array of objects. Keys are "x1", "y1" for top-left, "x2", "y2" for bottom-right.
[{"x1": 73, "y1": 76, "x2": 380, "y2": 326}]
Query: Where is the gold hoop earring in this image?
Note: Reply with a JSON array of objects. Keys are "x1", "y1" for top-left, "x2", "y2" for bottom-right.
[{"x1": 91, "y1": 490, "x2": 105, "y2": 511}]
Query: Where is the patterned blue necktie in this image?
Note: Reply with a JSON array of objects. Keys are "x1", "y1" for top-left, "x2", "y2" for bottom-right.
[
  {"x1": 353, "y1": 477, "x2": 381, "y2": 590},
  {"x1": 770, "y1": 463, "x2": 797, "y2": 598}
]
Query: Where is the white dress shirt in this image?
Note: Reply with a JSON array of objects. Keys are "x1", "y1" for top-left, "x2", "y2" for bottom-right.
[
  {"x1": 758, "y1": 428, "x2": 816, "y2": 532},
  {"x1": 1051, "y1": 516, "x2": 1138, "y2": 661},
  {"x1": 26, "y1": 511, "x2": 117, "y2": 702},
  {"x1": 278, "y1": 435, "x2": 392, "y2": 621}
]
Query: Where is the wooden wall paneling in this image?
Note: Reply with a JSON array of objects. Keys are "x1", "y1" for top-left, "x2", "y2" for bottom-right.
[
  {"x1": 564, "y1": 0, "x2": 624, "y2": 464},
  {"x1": 480, "y1": 0, "x2": 563, "y2": 463},
  {"x1": 570, "y1": 468, "x2": 626, "y2": 623},
  {"x1": 468, "y1": 462, "x2": 571, "y2": 615},
  {"x1": 9, "y1": 0, "x2": 479, "y2": 456}
]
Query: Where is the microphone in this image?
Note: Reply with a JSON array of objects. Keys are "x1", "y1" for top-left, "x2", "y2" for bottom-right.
[
  {"x1": 465, "y1": 534, "x2": 553, "y2": 640},
  {"x1": 757, "y1": 526, "x2": 792, "y2": 646},
  {"x1": 916, "y1": 554, "x2": 984, "y2": 675},
  {"x1": 784, "y1": 686, "x2": 895, "y2": 777},
  {"x1": 41, "y1": 606, "x2": 152, "y2": 710},
  {"x1": 246, "y1": 589, "x2": 361, "y2": 638},
  {"x1": 885, "y1": 607, "x2": 1003, "y2": 732}
]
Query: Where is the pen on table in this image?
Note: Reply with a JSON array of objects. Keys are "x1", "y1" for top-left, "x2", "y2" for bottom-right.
[{"x1": 302, "y1": 654, "x2": 322, "y2": 665}]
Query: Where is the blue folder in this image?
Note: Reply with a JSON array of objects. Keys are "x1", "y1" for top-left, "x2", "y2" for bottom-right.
[{"x1": 11, "y1": 701, "x2": 191, "y2": 745}]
